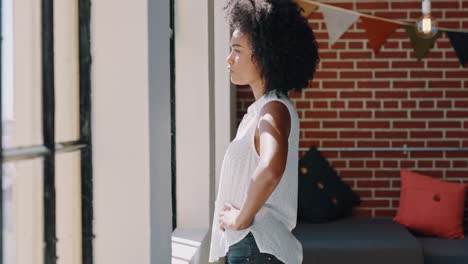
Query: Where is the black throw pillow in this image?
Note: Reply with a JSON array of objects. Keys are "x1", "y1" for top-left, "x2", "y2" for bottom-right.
[{"x1": 297, "y1": 145, "x2": 361, "y2": 222}]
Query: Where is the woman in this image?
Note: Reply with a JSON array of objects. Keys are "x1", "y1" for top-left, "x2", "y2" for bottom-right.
[{"x1": 208, "y1": 0, "x2": 319, "y2": 263}]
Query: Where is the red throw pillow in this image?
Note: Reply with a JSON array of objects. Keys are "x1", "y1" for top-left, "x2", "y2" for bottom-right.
[{"x1": 393, "y1": 169, "x2": 468, "y2": 239}]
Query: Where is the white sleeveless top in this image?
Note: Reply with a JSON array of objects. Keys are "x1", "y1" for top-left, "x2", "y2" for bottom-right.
[{"x1": 208, "y1": 90, "x2": 303, "y2": 264}]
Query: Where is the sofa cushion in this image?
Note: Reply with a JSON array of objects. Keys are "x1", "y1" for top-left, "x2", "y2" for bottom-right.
[
  {"x1": 297, "y1": 145, "x2": 361, "y2": 223},
  {"x1": 393, "y1": 169, "x2": 468, "y2": 239},
  {"x1": 292, "y1": 217, "x2": 423, "y2": 264},
  {"x1": 413, "y1": 233, "x2": 468, "y2": 264}
]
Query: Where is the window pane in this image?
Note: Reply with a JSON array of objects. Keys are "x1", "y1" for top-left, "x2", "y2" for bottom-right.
[
  {"x1": 2, "y1": 0, "x2": 43, "y2": 148},
  {"x1": 2, "y1": 158, "x2": 45, "y2": 264},
  {"x1": 54, "y1": 0, "x2": 80, "y2": 143},
  {"x1": 55, "y1": 151, "x2": 82, "y2": 264}
]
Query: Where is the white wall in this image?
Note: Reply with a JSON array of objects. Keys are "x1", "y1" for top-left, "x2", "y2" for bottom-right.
[{"x1": 92, "y1": 0, "x2": 151, "y2": 263}]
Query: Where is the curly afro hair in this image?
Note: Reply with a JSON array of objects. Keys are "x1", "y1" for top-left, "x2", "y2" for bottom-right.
[{"x1": 224, "y1": 0, "x2": 320, "y2": 97}]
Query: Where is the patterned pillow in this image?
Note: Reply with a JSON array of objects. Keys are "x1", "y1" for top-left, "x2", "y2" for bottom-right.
[{"x1": 297, "y1": 145, "x2": 361, "y2": 222}]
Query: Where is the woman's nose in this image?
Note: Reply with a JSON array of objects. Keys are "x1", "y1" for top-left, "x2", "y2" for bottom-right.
[{"x1": 226, "y1": 50, "x2": 234, "y2": 64}]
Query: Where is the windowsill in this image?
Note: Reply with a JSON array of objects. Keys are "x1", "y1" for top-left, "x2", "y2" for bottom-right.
[{"x1": 172, "y1": 227, "x2": 210, "y2": 264}]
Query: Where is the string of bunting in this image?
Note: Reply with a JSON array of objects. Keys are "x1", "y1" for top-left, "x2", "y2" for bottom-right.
[{"x1": 294, "y1": 0, "x2": 468, "y2": 67}]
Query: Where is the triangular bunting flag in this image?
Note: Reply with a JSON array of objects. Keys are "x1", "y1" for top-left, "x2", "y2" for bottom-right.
[
  {"x1": 404, "y1": 25, "x2": 442, "y2": 61},
  {"x1": 320, "y1": 5, "x2": 360, "y2": 46},
  {"x1": 446, "y1": 30, "x2": 468, "y2": 67},
  {"x1": 361, "y1": 16, "x2": 401, "y2": 52},
  {"x1": 294, "y1": 0, "x2": 319, "y2": 18}
]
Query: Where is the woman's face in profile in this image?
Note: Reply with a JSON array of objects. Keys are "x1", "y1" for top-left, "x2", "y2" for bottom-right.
[{"x1": 226, "y1": 29, "x2": 262, "y2": 86}]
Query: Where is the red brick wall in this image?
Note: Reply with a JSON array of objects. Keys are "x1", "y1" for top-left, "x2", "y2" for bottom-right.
[{"x1": 236, "y1": 1, "x2": 468, "y2": 219}]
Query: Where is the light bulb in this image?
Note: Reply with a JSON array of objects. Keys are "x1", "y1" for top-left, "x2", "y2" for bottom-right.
[
  {"x1": 416, "y1": 0, "x2": 438, "y2": 39},
  {"x1": 416, "y1": 14, "x2": 438, "y2": 38}
]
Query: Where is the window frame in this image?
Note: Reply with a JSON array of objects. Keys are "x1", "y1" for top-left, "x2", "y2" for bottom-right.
[{"x1": 0, "y1": 0, "x2": 93, "y2": 263}]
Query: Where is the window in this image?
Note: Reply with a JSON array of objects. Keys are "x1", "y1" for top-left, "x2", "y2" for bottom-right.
[{"x1": 1, "y1": 0, "x2": 93, "y2": 263}]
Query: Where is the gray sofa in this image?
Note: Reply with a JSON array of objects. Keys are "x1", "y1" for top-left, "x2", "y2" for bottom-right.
[{"x1": 292, "y1": 217, "x2": 468, "y2": 264}]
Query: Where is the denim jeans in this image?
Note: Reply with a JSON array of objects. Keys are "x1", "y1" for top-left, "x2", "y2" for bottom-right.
[{"x1": 226, "y1": 232, "x2": 284, "y2": 264}]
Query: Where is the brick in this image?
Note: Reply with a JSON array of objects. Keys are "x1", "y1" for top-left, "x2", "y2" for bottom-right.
[
  {"x1": 349, "y1": 160, "x2": 365, "y2": 168},
  {"x1": 418, "y1": 160, "x2": 434, "y2": 168},
  {"x1": 322, "y1": 141, "x2": 355, "y2": 148},
  {"x1": 340, "y1": 71, "x2": 372, "y2": 79},
  {"x1": 360, "y1": 199, "x2": 390, "y2": 208},
  {"x1": 429, "y1": 81, "x2": 462, "y2": 88},
  {"x1": 348, "y1": 101, "x2": 363, "y2": 108},
  {"x1": 410, "y1": 91, "x2": 443, "y2": 98},
  {"x1": 391, "y1": 141, "x2": 425, "y2": 148},
  {"x1": 348, "y1": 42, "x2": 364, "y2": 49},
  {"x1": 340, "y1": 91, "x2": 373, "y2": 99},
  {"x1": 374, "y1": 11, "x2": 408, "y2": 19},
  {"x1": 433, "y1": 1, "x2": 459, "y2": 8},
  {"x1": 410, "y1": 131, "x2": 443, "y2": 138},
  {"x1": 375, "y1": 71, "x2": 407, "y2": 78},
  {"x1": 453, "y1": 160, "x2": 468, "y2": 168},
  {"x1": 354, "y1": 190, "x2": 372, "y2": 198},
  {"x1": 446, "y1": 71, "x2": 468, "y2": 78},
  {"x1": 428, "y1": 121, "x2": 461, "y2": 128},
  {"x1": 427, "y1": 141, "x2": 460, "y2": 148},
  {"x1": 358, "y1": 61, "x2": 389, "y2": 68},
  {"x1": 357, "y1": 2, "x2": 389, "y2": 9},
  {"x1": 366, "y1": 101, "x2": 381, "y2": 108},
  {"x1": 445, "y1": 171, "x2": 468, "y2": 178},
  {"x1": 304, "y1": 91, "x2": 337, "y2": 98},
  {"x1": 339, "y1": 111, "x2": 373, "y2": 118},
  {"x1": 393, "y1": 121, "x2": 426, "y2": 129},
  {"x1": 294, "y1": 101, "x2": 311, "y2": 109},
  {"x1": 305, "y1": 111, "x2": 337, "y2": 119},
  {"x1": 366, "y1": 160, "x2": 381, "y2": 168},
  {"x1": 351, "y1": 209, "x2": 372, "y2": 217},
  {"x1": 300, "y1": 121, "x2": 320, "y2": 128},
  {"x1": 447, "y1": 111, "x2": 468, "y2": 118},
  {"x1": 445, "y1": 11, "x2": 468, "y2": 18},
  {"x1": 455, "y1": 101, "x2": 468, "y2": 108},
  {"x1": 383, "y1": 101, "x2": 398, "y2": 108},
  {"x1": 375, "y1": 151, "x2": 408, "y2": 159},
  {"x1": 358, "y1": 121, "x2": 390, "y2": 129},
  {"x1": 340, "y1": 170, "x2": 373, "y2": 178},
  {"x1": 410, "y1": 71, "x2": 443, "y2": 78},
  {"x1": 446, "y1": 131, "x2": 468, "y2": 138},
  {"x1": 392, "y1": 61, "x2": 425, "y2": 68},
  {"x1": 375, "y1": 131, "x2": 408, "y2": 139},
  {"x1": 357, "y1": 141, "x2": 390, "y2": 148},
  {"x1": 340, "y1": 151, "x2": 373, "y2": 158},
  {"x1": 436, "y1": 161, "x2": 451, "y2": 168},
  {"x1": 374, "y1": 51, "x2": 407, "y2": 59},
  {"x1": 446, "y1": 91, "x2": 468, "y2": 98},
  {"x1": 391, "y1": 2, "x2": 420, "y2": 9},
  {"x1": 330, "y1": 101, "x2": 345, "y2": 108},
  {"x1": 318, "y1": 52, "x2": 338, "y2": 59},
  {"x1": 323, "y1": 81, "x2": 355, "y2": 89},
  {"x1": 411, "y1": 111, "x2": 444, "y2": 118},
  {"x1": 322, "y1": 121, "x2": 355, "y2": 128},
  {"x1": 401, "y1": 101, "x2": 417, "y2": 108},
  {"x1": 428, "y1": 61, "x2": 461, "y2": 68},
  {"x1": 312, "y1": 101, "x2": 328, "y2": 108},
  {"x1": 357, "y1": 180, "x2": 390, "y2": 188},
  {"x1": 375, "y1": 169, "x2": 400, "y2": 177},
  {"x1": 376, "y1": 91, "x2": 408, "y2": 98},
  {"x1": 446, "y1": 151, "x2": 468, "y2": 158},
  {"x1": 393, "y1": 81, "x2": 425, "y2": 89},
  {"x1": 340, "y1": 51, "x2": 372, "y2": 59},
  {"x1": 437, "y1": 101, "x2": 452, "y2": 108},
  {"x1": 419, "y1": 100, "x2": 434, "y2": 108},
  {"x1": 358, "y1": 81, "x2": 390, "y2": 89},
  {"x1": 375, "y1": 190, "x2": 400, "y2": 198},
  {"x1": 340, "y1": 131, "x2": 373, "y2": 138},
  {"x1": 382, "y1": 161, "x2": 398, "y2": 168},
  {"x1": 321, "y1": 61, "x2": 354, "y2": 69},
  {"x1": 315, "y1": 71, "x2": 338, "y2": 79},
  {"x1": 375, "y1": 111, "x2": 407, "y2": 118},
  {"x1": 400, "y1": 160, "x2": 415, "y2": 168},
  {"x1": 410, "y1": 151, "x2": 443, "y2": 158},
  {"x1": 304, "y1": 131, "x2": 338, "y2": 138}
]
